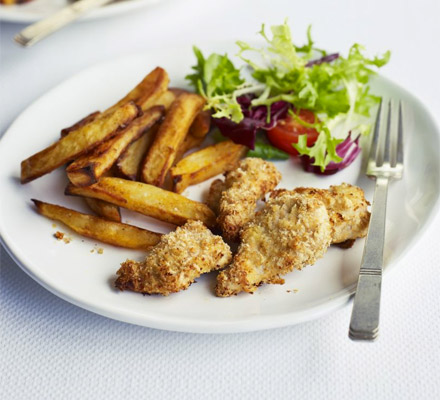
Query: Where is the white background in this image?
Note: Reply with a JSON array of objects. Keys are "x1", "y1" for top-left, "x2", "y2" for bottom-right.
[{"x1": 1, "y1": 0, "x2": 440, "y2": 398}]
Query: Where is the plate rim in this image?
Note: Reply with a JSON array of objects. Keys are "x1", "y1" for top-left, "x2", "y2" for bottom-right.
[{"x1": 1, "y1": 51, "x2": 440, "y2": 334}]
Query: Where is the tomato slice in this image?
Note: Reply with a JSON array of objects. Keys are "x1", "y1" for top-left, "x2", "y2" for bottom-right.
[{"x1": 267, "y1": 110, "x2": 319, "y2": 155}]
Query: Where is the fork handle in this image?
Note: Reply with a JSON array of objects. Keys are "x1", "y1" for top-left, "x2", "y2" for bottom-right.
[{"x1": 349, "y1": 176, "x2": 389, "y2": 341}]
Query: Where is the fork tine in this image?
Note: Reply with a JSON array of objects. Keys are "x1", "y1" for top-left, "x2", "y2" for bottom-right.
[
  {"x1": 369, "y1": 98, "x2": 383, "y2": 166},
  {"x1": 396, "y1": 101, "x2": 404, "y2": 166},
  {"x1": 383, "y1": 100, "x2": 392, "y2": 165}
]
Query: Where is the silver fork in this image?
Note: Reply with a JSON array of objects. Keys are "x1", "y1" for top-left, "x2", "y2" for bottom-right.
[{"x1": 349, "y1": 99, "x2": 404, "y2": 341}]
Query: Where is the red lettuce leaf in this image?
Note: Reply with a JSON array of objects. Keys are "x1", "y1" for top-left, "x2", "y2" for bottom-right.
[
  {"x1": 300, "y1": 133, "x2": 361, "y2": 175},
  {"x1": 305, "y1": 53, "x2": 339, "y2": 67},
  {"x1": 214, "y1": 95, "x2": 290, "y2": 149}
]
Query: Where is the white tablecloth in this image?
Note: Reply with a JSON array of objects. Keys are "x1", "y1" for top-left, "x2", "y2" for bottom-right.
[{"x1": 1, "y1": 1, "x2": 440, "y2": 398}]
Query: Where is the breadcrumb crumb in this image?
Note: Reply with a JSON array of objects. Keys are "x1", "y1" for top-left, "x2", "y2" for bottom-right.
[{"x1": 54, "y1": 231, "x2": 64, "y2": 240}]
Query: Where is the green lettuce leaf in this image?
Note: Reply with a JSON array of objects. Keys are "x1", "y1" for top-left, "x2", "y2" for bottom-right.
[
  {"x1": 185, "y1": 46, "x2": 247, "y2": 122},
  {"x1": 247, "y1": 142, "x2": 289, "y2": 160},
  {"x1": 186, "y1": 21, "x2": 390, "y2": 170}
]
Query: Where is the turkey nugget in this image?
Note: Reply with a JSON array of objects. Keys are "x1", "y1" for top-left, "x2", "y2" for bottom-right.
[
  {"x1": 289, "y1": 183, "x2": 370, "y2": 245},
  {"x1": 217, "y1": 158, "x2": 281, "y2": 241},
  {"x1": 216, "y1": 191, "x2": 332, "y2": 296},
  {"x1": 115, "y1": 220, "x2": 232, "y2": 296}
]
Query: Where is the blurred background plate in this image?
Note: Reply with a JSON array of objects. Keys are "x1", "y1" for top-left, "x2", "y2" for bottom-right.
[{"x1": 0, "y1": 0, "x2": 161, "y2": 23}]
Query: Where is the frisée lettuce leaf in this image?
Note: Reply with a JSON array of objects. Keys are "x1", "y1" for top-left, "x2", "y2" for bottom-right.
[
  {"x1": 186, "y1": 20, "x2": 390, "y2": 171},
  {"x1": 185, "y1": 47, "x2": 246, "y2": 123}
]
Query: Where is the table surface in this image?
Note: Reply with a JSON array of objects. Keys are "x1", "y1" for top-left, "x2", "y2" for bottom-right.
[{"x1": 1, "y1": 0, "x2": 440, "y2": 398}]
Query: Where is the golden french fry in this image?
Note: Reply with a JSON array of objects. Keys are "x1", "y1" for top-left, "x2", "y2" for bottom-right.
[
  {"x1": 83, "y1": 197, "x2": 121, "y2": 222},
  {"x1": 174, "y1": 134, "x2": 205, "y2": 164},
  {"x1": 168, "y1": 91, "x2": 210, "y2": 139},
  {"x1": 168, "y1": 87, "x2": 189, "y2": 97},
  {"x1": 65, "y1": 177, "x2": 216, "y2": 227},
  {"x1": 32, "y1": 199, "x2": 161, "y2": 250},
  {"x1": 153, "y1": 90, "x2": 177, "y2": 110},
  {"x1": 104, "y1": 67, "x2": 169, "y2": 115},
  {"x1": 170, "y1": 140, "x2": 247, "y2": 194},
  {"x1": 172, "y1": 111, "x2": 211, "y2": 163},
  {"x1": 81, "y1": 168, "x2": 121, "y2": 222},
  {"x1": 60, "y1": 111, "x2": 101, "y2": 138},
  {"x1": 116, "y1": 125, "x2": 159, "y2": 180},
  {"x1": 21, "y1": 102, "x2": 139, "y2": 184},
  {"x1": 66, "y1": 106, "x2": 163, "y2": 187},
  {"x1": 111, "y1": 92, "x2": 176, "y2": 180},
  {"x1": 189, "y1": 110, "x2": 211, "y2": 138},
  {"x1": 62, "y1": 81, "x2": 172, "y2": 139},
  {"x1": 158, "y1": 133, "x2": 206, "y2": 192},
  {"x1": 141, "y1": 93, "x2": 205, "y2": 187},
  {"x1": 162, "y1": 129, "x2": 209, "y2": 191},
  {"x1": 172, "y1": 109, "x2": 212, "y2": 163}
]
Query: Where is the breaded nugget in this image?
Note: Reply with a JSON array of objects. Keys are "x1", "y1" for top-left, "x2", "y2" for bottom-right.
[
  {"x1": 115, "y1": 220, "x2": 232, "y2": 296},
  {"x1": 216, "y1": 191, "x2": 332, "y2": 296},
  {"x1": 276, "y1": 183, "x2": 370, "y2": 245},
  {"x1": 217, "y1": 158, "x2": 281, "y2": 241}
]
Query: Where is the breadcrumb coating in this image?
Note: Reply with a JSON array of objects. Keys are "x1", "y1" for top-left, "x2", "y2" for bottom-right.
[
  {"x1": 217, "y1": 158, "x2": 281, "y2": 241},
  {"x1": 216, "y1": 191, "x2": 332, "y2": 296},
  {"x1": 273, "y1": 183, "x2": 370, "y2": 244},
  {"x1": 205, "y1": 179, "x2": 225, "y2": 216},
  {"x1": 115, "y1": 220, "x2": 232, "y2": 296}
]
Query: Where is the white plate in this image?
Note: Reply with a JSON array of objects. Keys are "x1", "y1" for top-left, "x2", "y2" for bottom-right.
[
  {"x1": 0, "y1": 0, "x2": 160, "y2": 23},
  {"x1": 1, "y1": 47, "x2": 439, "y2": 333}
]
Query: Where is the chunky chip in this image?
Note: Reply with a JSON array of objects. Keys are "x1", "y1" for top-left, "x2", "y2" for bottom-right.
[
  {"x1": 189, "y1": 110, "x2": 211, "y2": 138},
  {"x1": 61, "y1": 85, "x2": 173, "y2": 140},
  {"x1": 66, "y1": 106, "x2": 163, "y2": 187},
  {"x1": 21, "y1": 102, "x2": 139, "y2": 184},
  {"x1": 152, "y1": 90, "x2": 177, "y2": 110},
  {"x1": 116, "y1": 125, "x2": 159, "y2": 181},
  {"x1": 170, "y1": 140, "x2": 247, "y2": 193},
  {"x1": 174, "y1": 133, "x2": 206, "y2": 165},
  {"x1": 141, "y1": 93, "x2": 205, "y2": 187},
  {"x1": 65, "y1": 177, "x2": 216, "y2": 227},
  {"x1": 60, "y1": 111, "x2": 101, "y2": 138},
  {"x1": 104, "y1": 67, "x2": 169, "y2": 115},
  {"x1": 32, "y1": 199, "x2": 161, "y2": 249},
  {"x1": 83, "y1": 197, "x2": 121, "y2": 222}
]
